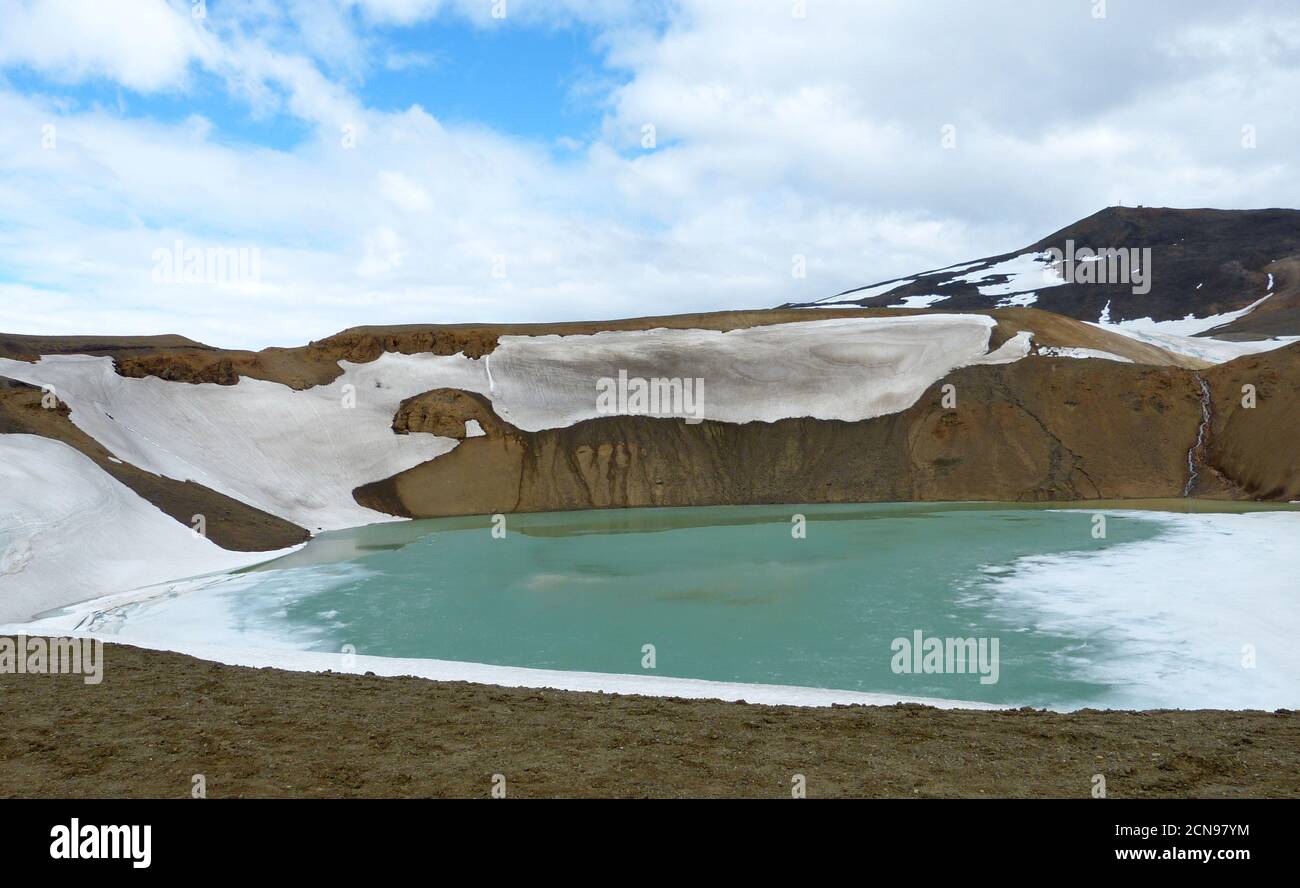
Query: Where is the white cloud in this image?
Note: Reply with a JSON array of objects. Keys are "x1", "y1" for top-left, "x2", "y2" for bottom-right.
[
  {"x1": 2, "y1": 0, "x2": 1300, "y2": 348},
  {"x1": 378, "y1": 170, "x2": 432, "y2": 211},
  {"x1": 358, "y1": 225, "x2": 408, "y2": 276},
  {"x1": 0, "y1": 0, "x2": 213, "y2": 91}
]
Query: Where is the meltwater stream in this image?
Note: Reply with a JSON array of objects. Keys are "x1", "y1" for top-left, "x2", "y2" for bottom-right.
[
  {"x1": 1183, "y1": 375, "x2": 1213, "y2": 497},
  {"x1": 51, "y1": 502, "x2": 1300, "y2": 711}
]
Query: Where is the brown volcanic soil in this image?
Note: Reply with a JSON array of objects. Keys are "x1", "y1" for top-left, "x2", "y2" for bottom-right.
[
  {"x1": 393, "y1": 388, "x2": 508, "y2": 439},
  {"x1": 0, "y1": 332, "x2": 211, "y2": 360},
  {"x1": 1204, "y1": 342, "x2": 1300, "y2": 500},
  {"x1": 0, "y1": 640, "x2": 1294, "y2": 799},
  {"x1": 358, "y1": 357, "x2": 1221, "y2": 518},
  {"x1": 0, "y1": 378, "x2": 308, "y2": 551}
]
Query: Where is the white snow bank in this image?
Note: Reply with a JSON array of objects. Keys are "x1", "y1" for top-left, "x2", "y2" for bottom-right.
[
  {"x1": 975, "y1": 331, "x2": 1034, "y2": 364},
  {"x1": 1101, "y1": 293, "x2": 1271, "y2": 338},
  {"x1": 968, "y1": 511, "x2": 1300, "y2": 711},
  {"x1": 484, "y1": 315, "x2": 1025, "y2": 429},
  {"x1": 1089, "y1": 324, "x2": 1299, "y2": 364},
  {"x1": 1036, "y1": 345, "x2": 1132, "y2": 363},
  {"x1": 887, "y1": 293, "x2": 949, "y2": 308},
  {"x1": 1090, "y1": 291, "x2": 1299, "y2": 363},
  {"x1": 0, "y1": 353, "x2": 481, "y2": 531},
  {"x1": 949, "y1": 251, "x2": 1066, "y2": 297},
  {"x1": 0, "y1": 435, "x2": 300, "y2": 622},
  {"x1": 809, "y1": 279, "x2": 914, "y2": 306},
  {"x1": 996, "y1": 292, "x2": 1038, "y2": 308}
]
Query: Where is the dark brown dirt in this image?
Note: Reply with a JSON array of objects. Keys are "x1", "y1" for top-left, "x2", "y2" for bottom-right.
[
  {"x1": 1204, "y1": 341, "x2": 1300, "y2": 500},
  {"x1": 0, "y1": 379, "x2": 308, "y2": 551},
  {"x1": 0, "y1": 640, "x2": 1294, "y2": 799},
  {"x1": 0, "y1": 332, "x2": 212, "y2": 362},
  {"x1": 1211, "y1": 256, "x2": 1300, "y2": 338}
]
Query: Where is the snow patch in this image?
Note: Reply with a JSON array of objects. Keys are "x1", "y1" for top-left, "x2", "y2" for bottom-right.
[
  {"x1": 1037, "y1": 346, "x2": 1132, "y2": 363},
  {"x1": 1089, "y1": 325, "x2": 1300, "y2": 364},
  {"x1": 972, "y1": 331, "x2": 1033, "y2": 364},
  {"x1": 949, "y1": 251, "x2": 1067, "y2": 297},
  {"x1": 0, "y1": 353, "x2": 480, "y2": 531},
  {"x1": 0, "y1": 435, "x2": 300, "y2": 621},
  {"x1": 811, "y1": 279, "x2": 914, "y2": 305},
  {"x1": 1091, "y1": 293, "x2": 1299, "y2": 363},
  {"x1": 971, "y1": 511, "x2": 1300, "y2": 710},
  {"x1": 886, "y1": 293, "x2": 949, "y2": 308},
  {"x1": 1101, "y1": 293, "x2": 1271, "y2": 338}
]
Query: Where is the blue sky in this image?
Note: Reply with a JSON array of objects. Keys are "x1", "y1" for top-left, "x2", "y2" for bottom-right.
[
  {"x1": 362, "y1": 18, "x2": 618, "y2": 145},
  {"x1": 2, "y1": 9, "x2": 629, "y2": 152},
  {"x1": 1, "y1": 0, "x2": 1297, "y2": 348},
  {"x1": 3, "y1": 65, "x2": 315, "y2": 150}
]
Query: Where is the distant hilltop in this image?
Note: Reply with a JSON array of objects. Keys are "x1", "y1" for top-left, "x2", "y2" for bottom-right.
[{"x1": 786, "y1": 207, "x2": 1300, "y2": 339}]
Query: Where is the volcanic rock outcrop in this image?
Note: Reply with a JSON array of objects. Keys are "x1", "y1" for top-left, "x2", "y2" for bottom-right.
[{"x1": 357, "y1": 356, "x2": 1248, "y2": 518}]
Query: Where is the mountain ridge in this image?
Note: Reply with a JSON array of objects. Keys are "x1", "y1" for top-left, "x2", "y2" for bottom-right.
[{"x1": 789, "y1": 207, "x2": 1300, "y2": 337}]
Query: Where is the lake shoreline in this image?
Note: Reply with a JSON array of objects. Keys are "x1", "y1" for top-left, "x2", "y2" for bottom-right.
[
  {"x1": 2, "y1": 637, "x2": 1295, "y2": 799},
  {"x1": 14, "y1": 503, "x2": 1298, "y2": 712}
]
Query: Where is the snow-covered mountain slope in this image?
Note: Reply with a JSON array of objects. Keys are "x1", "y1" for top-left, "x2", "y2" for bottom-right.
[
  {"x1": 1092, "y1": 324, "x2": 1300, "y2": 364},
  {"x1": 1085, "y1": 294, "x2": 1300, "y2": 362},
  {"x1": 0, "y1": 435, "x2": 299, "y2": 621},
  {"x1": 0, "y1": 352, "x2": 477, "y2": 532},
  {"x1": 791, "y1": 207, "x2": 1300, "y2": 340}
]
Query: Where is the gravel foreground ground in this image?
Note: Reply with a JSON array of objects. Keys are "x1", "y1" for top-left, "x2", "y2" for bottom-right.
[{"x1": 1, "y1": 640, "x2": 1296, "y2": 799}]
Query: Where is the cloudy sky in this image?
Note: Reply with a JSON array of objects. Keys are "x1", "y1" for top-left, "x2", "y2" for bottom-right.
[{"x1": 2, "y1": 0, "x2": 1298, "y2": 348}]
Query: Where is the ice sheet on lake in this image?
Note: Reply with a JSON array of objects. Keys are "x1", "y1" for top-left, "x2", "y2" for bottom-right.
[{"x1": 966, "y1": 511, "x2": 1300, "y2": 711}]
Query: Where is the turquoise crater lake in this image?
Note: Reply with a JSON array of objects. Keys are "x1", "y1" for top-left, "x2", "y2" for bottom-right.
[{"x1": 71, "y1": 501, "x2": 1300, "y2": 710}]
